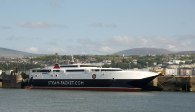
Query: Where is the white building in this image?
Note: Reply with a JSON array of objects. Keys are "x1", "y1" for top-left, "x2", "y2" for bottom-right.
[
  {"x1": 165, "y1": 68, "x2": 178, "y2": 75},
  {"x1": 103, "y1": 60, "x2": 112, "y2": 65},
  {"x1": 168, "y1": 60, "x2": 185, "y2": 65},
  {"x1": 133, "y1": 60, "x2": 137, "y2": 65}
]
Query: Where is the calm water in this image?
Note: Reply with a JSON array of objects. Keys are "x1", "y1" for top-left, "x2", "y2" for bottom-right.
[{"x1": 0, "y1": 89, "x2": 194, "y2": 112}]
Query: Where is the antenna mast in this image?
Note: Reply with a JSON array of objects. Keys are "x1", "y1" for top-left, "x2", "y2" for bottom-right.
[{"x1": 55, "y1": 53, "x2": 58, "y2": 64}]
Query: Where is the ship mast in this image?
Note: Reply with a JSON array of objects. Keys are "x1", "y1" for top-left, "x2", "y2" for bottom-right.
[{"x1": 55, "y1": 53, "x2": 58, "y2": 64}]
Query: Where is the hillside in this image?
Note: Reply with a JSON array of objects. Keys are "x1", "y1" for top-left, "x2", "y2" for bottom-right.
[
  {"x1": 1, "y1": 47, "x2": 195, "y2": 57},
  {"x1": 174, "y1": 51, "x2": 195, "y2": 55},
  {"x1": 0, "y1": 47, "x2": 38, "y2": 57},
  {"x1": 114, "y1": 48, "x2": 173, "y2": 56}
]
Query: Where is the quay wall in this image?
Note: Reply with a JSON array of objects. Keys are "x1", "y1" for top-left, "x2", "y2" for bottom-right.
[
  {"x1": 152, "y1": 76, "x2": 195, "y2": 92},
  {"x1": 2, "y1": 73, "x2": 23, "y2": 88},
  {"x1": 189, "y1": 76, "x2": 195, "y2": 92}
]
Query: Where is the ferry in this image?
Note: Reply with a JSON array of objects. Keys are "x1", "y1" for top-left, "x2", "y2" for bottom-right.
[{"x1": 27, "y1": 63, "x2": 159, "y2": 91}]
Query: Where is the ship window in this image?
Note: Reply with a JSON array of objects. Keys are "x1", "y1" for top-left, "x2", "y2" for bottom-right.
[
  {"x1": 32, "y1": 69, "x2": 51, "y2": 72},
  {"x1": 80, "y1": 65, "x2": 100, "y2": 67},
  {"x1": 66, "y1": 69, "x2": 85, "y2": 72},
  {"x1": 53, "y1": 70, "x2": 60, "y2": 72},
  {"x1": 60, "y1": 65, "x2": 78, "y2": 67},
  {"x1": 36, "y1": 70, "x2": 51, "y2": 72},
  {"x1": 92, "y1": 69, "x2": 100, "y2": 72}
]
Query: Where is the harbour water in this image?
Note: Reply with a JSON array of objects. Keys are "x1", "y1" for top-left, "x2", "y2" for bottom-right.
[{"x1": 0, "y1": 89, "x2": 194, "y2": 112}]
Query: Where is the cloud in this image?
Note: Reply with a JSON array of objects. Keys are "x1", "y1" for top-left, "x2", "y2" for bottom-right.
[
  {"x1": 108, "y1": 35, "x2": 195, "y2": 52},
  {"x1": 27, "y1": 47, "x2": 66, "y2": 54},
  {"x1": 49, "y1": 38, "x2": 114, "y2": 54},
  {"x1": 90, "y1": 23, "x2": 117, "y2": 28},
  {"x1": 18, "y1": 21, "x2": 67, "y2": 29},
  {"x1": 58, "y1": 35, "x2": 195, "y2": 54},
  {"x1": 27, "y1": 47, "x2": 39, "y2": 53},
  {"x1": 98, "y1": 46, "x2": 115, "y2": 53},
  {"x1": 21, "y1": 35, "x2": 195, "y2": 55},
  {"x1": 168, "y1": 44, "x2": 176, "y2": 49},
  {"x1": 111, "y1": 36, "x2": 132, "y2": 46}
]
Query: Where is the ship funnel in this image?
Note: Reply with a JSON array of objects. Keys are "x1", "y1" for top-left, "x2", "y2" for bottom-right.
[{"x1": 53, "y1": 63, "x2": 60, "y2": 69}]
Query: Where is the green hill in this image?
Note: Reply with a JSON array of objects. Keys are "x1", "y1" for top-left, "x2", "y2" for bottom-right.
[
  {"x1": 0, "y1": 47, "x2": 38, "y2": 57},
  {"x1": 114, "y1": 48, "x2": 173, "y2": 56}
]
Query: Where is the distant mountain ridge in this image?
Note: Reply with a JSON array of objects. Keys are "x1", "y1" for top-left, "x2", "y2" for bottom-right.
[
  {"x1": 1, "y1": 47, "x2": 195, "y2": 57},
  {"x1": 0, "y1": 47, "x2": 38, "y2": 57},
  {"x1": 114, "y1": 48, "x2": 195, "y2": 56},
  {"x1": 114, "y1": 48, "x2": 173, "y2": 56},
  {"x1": 174, "y1": 51, "x2": 195, "y2": 55}
]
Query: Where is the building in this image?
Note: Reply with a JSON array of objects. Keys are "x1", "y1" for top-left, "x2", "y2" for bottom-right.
[{"x1": 165, "y1": 68, "x2": 178, "y2": 75}]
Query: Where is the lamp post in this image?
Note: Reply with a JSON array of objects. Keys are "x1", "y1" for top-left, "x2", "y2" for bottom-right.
[{"x1": 55, "y1": 53, "x2": 58, "y2": 64}]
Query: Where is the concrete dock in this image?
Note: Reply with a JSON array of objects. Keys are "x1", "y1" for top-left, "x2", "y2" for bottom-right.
[
  {"x1": 189, "y1": 76, "x2": 195, "y2": 92},
  {"x1": 152, "y1": 76, "x2": 195, "y2": 92},
  {"x1": 1, "y1": 72, "x2": 23, "y2": 88}
]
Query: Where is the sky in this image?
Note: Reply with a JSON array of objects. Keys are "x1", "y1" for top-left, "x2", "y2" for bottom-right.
[{"x1": 0, "y1": 0, "x2": 195, "y2": 55}]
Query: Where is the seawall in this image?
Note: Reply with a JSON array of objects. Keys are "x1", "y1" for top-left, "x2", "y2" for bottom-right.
[
  {"x1": 1, "y1": 73, "x2": 23, "y2": 88},
  {"x1": 152, "y1": 76, "x2": 195, "y2": 92}
]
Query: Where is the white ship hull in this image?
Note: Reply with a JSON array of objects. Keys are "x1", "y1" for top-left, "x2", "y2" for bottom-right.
[{"x1": 27, "y1": 64, "x2": 159, "y2": 91}]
